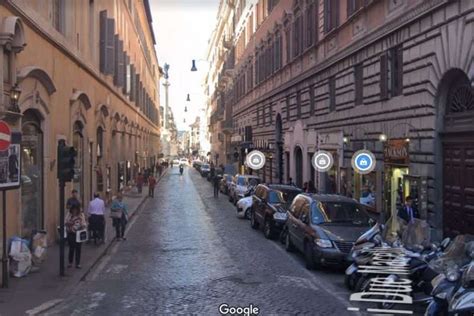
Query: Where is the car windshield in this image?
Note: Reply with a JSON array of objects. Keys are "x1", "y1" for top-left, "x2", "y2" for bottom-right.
[
  {"x1": 246, "y1": 178, "x2": 261, "y2": 186},
  {"x1": 202, "y1": 164, "x2": 209, "y2": 169},
  {"x1": 236, "y1": 177, "x2": 246, "y2": 186},
  {"x1": 268, "y1": 191, "x2": 284, "y2": 204},
  {"x1": 312, "y1": 202, "x2": 370, "y2": 225}
]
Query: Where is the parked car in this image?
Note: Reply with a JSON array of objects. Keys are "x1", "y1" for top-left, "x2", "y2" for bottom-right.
[
  {"x1": 250, "y1": 184, "x2": 303, "y2": 239},
  {"x1": 229, "y1": 175, "x2": 261, "y2": 205},
  {"x1": 194, "y1": 161, "x2": 203, "y2": 172},
  {"x1": 172, "y1": 159, "x2": 180, "y2": 165},
  {"x1": 200, "y1": 164, "x2": 210, "y2": 177},
  {"x1": 236, "y1": 185, "x2": 257, "y2": 219},
  {"x1": 284, "y1": 194, "x2": 371, "y2": 270},
  {"x1": 180, "y1": 158, "x2": 188, "y2": 166},
  {"x1": 220, "y1": 174, "x2": 233, "y2": 194}
]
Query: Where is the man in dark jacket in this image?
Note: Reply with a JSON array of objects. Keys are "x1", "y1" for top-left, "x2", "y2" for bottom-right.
[{"x1": 398, "y1": 196, "x2": 419, "y2": 223}]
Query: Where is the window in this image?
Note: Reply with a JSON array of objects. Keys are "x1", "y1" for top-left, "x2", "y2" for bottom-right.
[
  {"x1": 354, "y1": 63, "x2": 363, "y2": 105},
  {"x1": 99, "y1": 10, "x2": 115, "y2": 75},
  {"x1": 309, "y1": 84, "x2": 315, "y2": 115},
  {"x1": 390, "y1": 46, "x2": 403, "y2": 97},
  {"x1": 96, "y1": 127, "x2": 104, "y2": 162},
  {"x1": 329, "y1": 76, "x2": 336, "y2": 111},
  {"x1": 286, "y1": 95, "x2": 291, "y2": 121},
  {"x1": 290, "y1": 197, "x2": 305, "y2": 218},
  {"x1": 285, "y1": 26, "x2": 292, "y2": 64},
  {"x1": 293, "y1": 13, "x2": 303, "y2": 58},
  {"x1": 53, "y1": 0, "x2": 65, "y2": 33},
  {"x1": 324, "y1": 0, "x2": 339, "y2": 33},
  {"x1": 274, "y1": 33, "x2": 282, "y2": 71},
  {"x1": 256, "y1": 107, "x2": 260, "y2": 126},
  {"x1": 380, "y1": 53, "x2": 389, "y2": 100},
  {"x1": 347, "y1": 0, "x2": 364, "y2": 17},
  {"x1": 296, "y1": 90, "x2": 302, "y2": 119},
  {"x1": 3, "y1": 51, "x2": 10, "y2": 83},
  {"x1": 268, "y1": 0, "x2": 280, "y2": 13},
  {"x1": 306, "y1": 1, "x2": 317, "y2": 48}
]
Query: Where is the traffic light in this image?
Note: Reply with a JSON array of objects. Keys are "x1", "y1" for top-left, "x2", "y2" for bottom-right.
[{"x1": 57, "y1": 140, "x2": 76, "y2": 182}]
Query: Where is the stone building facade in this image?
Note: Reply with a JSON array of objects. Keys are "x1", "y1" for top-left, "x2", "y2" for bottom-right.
[
  {"x1": 216, "y1": 0, "x2": 473, "y2": 239},
  {"x1": 0, "y1": 0, "x2": 161, "y2": 283}
]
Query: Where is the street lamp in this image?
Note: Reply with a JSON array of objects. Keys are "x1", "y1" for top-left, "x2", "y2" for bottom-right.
[
  {"x1": 9, "y1": 83, "x2": 21, "y2": 113},
  {"x1": 186, "y1": 93, "x2": 190, "y2": 101},
  {"x1": 379, "y1": 133, "x2": 388, "y2": 142},
  {"x1": 191, "y1": 59, "x2": 197, "y2": 72}
]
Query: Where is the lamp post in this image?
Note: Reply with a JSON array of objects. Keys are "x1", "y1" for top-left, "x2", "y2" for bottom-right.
[
  {"x1": 190, "y1": 59, "x2": 209, "y2": 72},
  {"x1": 9, "y1": 84, "x2": 21, "y2": 113}
]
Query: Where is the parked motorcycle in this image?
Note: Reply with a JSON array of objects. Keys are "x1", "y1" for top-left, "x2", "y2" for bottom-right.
[{"x1": 425, "y1": 236, "x2": 474, "y2": 316}]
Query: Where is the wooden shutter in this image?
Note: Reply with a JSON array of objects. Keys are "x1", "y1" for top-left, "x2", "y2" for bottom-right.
[
  {"x1": 113, "y1": 36, "x2": 119, "y2": 85},
  {"x1": 355, "y1": 63, "x2": 364, "y2": 105},
  {"x1": 105, "y1": 18, "x2": 115, "y2": 75},
  {"x1": 123, "y1": 55, "x2": 129, "y2": 95},
  {"x1": 130, "y1": 65, "x2": 135, "y2": 101},
  {"x1": 135, "y1": 74, "x2": 140, "y2": 107},
  {"x1": 297, "y1": 90, "x2": 302, "y2": 118},
  {"x1": 390, "y1": 46, "x2": 403, "y2": 97},
  {"x1": 380, "y1": 53, "x2": 388, "y2": 100},
  {"x1": 309, "y1": 84, "x2": 315, "y2": 115},
  {"x1": 329, "y1": 76, "x2": 336, "y2": 111},
  {"x1": 99, "y1": 10, "x2": 107, "y2": 73}
]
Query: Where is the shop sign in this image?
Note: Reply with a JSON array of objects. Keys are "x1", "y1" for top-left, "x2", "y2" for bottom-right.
[{"x1": 384, "y1": 139, "x2": 409, "y2": 165}]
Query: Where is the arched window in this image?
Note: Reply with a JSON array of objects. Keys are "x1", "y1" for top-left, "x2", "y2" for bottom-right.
[{"x1": 73, "y1": 121, "x2": 84, "y2": 205}]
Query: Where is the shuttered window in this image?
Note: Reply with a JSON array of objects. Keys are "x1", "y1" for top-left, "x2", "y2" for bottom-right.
[
  {"x1": 348, "y1": 0, "x2": 364, "y2": 17},
  {"x1": 309, "y1": 84, "x2": 315, "y2": 116},
  {"x1": 380, "y1": 53, "x2": 388, "y2": 100},
  {"x1": 123, "y1": 55, "x2": 130, "y2": 95},
  {"x1": 286, "y1": 95, "x2": 291, "y2": 121},
  {"x1": 306, "y1": 2, "x2": 316, "y2": 48},
  {"x1": 130, "y1": 65, "x2": 135, "y2": 101},
  {"x1": 99, "y1": 11, "x2": 116, "y2": 75},
  {"x1": 135, "y1": 74, "x2": 141, "y2": 107},
  {"x1": 324, "y1": 0, "x2": 339, "y2": 33},
  {"x1": 296, "y1": 90, "x2": 302, "y2": 119},
  {"x1": 354, "y1": 63, "x2": 363, "y2": 105},
  {"x1": 390, "y1": 46, "x2": 403, "y2": 97},
  {"x1": 329, "y1": 76, "x2": 336, "y2": 111}
]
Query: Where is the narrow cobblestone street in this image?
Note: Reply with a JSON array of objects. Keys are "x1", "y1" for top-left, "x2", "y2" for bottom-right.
[{"x1": 44, "y1": 167, "x2": 352, "y2": 315}]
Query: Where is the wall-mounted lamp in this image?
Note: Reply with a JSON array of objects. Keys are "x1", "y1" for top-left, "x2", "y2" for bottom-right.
[
  {"x1": 379, "y1": 134, "x2": 387, "y2": 142},
  {"x1": 9, "y1": 84, "x2": 22, "y2": 113}
]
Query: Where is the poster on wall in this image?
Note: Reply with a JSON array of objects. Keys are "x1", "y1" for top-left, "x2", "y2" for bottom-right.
[{"x1": 0, "y1": 123, "x2": 21, "y2": 190}]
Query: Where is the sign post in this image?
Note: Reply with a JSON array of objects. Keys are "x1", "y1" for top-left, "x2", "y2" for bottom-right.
[{"x1": 0, "y1": 121, "x2": 21, "y2": 288}]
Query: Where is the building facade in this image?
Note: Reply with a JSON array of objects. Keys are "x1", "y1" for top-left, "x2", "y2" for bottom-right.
[
  {"x1": 0, "y1": 0, "x2": 161, "y2": 283},
  {"x1": 214, "y1": 0, "x2": 473, "y2": 239}
]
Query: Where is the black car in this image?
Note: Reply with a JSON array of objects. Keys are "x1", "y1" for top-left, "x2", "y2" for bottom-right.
[
  {"x1": 284, "y1": 194, "x2": 371, "y2": 270},
  {"x1": 200, "y1": 164, "x2": 210, "y2": 177},
  {"x1": 250, "y1": 184, "x2": 303, "y2": 239}
]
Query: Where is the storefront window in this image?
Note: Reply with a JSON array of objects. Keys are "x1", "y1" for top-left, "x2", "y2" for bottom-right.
[
  {"x1": 354, "y1": 172, "x2": 377, "y2": 207},
  {"x1": 21, "y1": 110, "x2": 43, "y2": 238}
]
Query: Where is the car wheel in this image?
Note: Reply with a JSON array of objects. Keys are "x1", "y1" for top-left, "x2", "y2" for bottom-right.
[
  {"x1": 237, "y1": 207, "x2": 242, "y2": 217},
  {"x1": 245, "y1": 208, "x2": 250, "y2": 220},
  {"x1": 304, "y1": 242, "x2": 316, "y2": 270},
  {"x1": 285, "y1": 231, "x2": 295, "y2": 252},
  {"x1": 263, "y1": 219, "x2": 273, "y2": 239},
  {"x1": 250, "y1": 210, "x2": 259, "y2": 229}
]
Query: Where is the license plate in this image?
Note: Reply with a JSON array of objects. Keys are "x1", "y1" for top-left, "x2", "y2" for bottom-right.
[{"x1": 346, "y1": 263, "x2": 357, "y2": 275}]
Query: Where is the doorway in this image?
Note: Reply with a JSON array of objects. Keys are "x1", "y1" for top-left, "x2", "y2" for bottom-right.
[{"x1": 295, "y1": 146, "x2": 303, "y2": 189}]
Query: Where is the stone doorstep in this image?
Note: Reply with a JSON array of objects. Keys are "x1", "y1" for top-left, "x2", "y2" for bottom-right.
[{"x1": 0, "y1": 168, "x2": 168, "y2": 316}]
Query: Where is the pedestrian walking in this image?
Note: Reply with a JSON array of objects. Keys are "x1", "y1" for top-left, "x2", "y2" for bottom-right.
[
  {"x1": 65, "y1": 205, "x2": 87, "y2": 269},
  {"x1": 111, "y1": 192, "x2": 128, "y2": 241},
  {"x1": 307, "y1": 180, "x2": 316, "y2": 193},
  {"x1": 302, "y1": 182, "x2": 308, "y2": 192},
  {"x1": 66, "y1": 189, "x2": 81, "y2": 211},
  {"x1": 136, "y1": 173, "x2": 144, "y2": 194},
  {"x1": 87, "y1": 193, "x2": 106, "y2": 244},
  {"x1": 148, "y1": 174, "x2": 156, "y2": 198},
  {"x1": 213, "y1": 174, "x2": 220, "y2": 197},
  {"x1": 287, "y1": 177, "x2": 295, "y2": 186}
]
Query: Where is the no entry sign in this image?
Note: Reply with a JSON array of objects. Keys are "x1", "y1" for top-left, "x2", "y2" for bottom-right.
[{"x1": 0, "y1": 121, "x2": 11, "y2": 152}]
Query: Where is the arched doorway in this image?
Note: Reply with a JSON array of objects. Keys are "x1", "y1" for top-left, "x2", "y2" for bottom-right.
[
  {"x1": 21, "y1": 110, "x2": 43, "y2": 238},
  {"x1": 275, "y1": 114, "x2": 283, "y2": 183},
  {"x1": 73, "y1": 121, "x2": 84, "y2": 206},
  {"x1": 438, "y1": 69, "x2": 474, "y2": 236},
  {"x1": 294, "y1": 146, "x2": 303, "y2": 189}
]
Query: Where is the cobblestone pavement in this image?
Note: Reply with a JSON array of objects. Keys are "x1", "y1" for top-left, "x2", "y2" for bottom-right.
[{"x1": 44, "y1": 167, "x2": 354, "y2": 316}]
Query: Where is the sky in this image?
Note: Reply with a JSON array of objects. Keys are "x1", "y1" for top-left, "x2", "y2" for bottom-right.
[{"x1": 149, "y1": 0, "x2": 219, "y2": 131}]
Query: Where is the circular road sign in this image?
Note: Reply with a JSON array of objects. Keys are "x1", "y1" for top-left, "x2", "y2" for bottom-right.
[
  {"x1": 246, "y1": 150, "x2": 266, "y2": 170},
  {"x1": 351, "y1": 150, "x2": 376, "y2": 174},
  {"x1": 0, "y1": 121, "x2": 11, "y2": 151},
  {"x1": 312, "y1": 150, "x2": 334, "y2": 172}
]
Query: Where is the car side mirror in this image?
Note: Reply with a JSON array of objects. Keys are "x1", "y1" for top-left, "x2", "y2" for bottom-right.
[{"x1": 368, "y1": 218, "x2": 376, "y2": 227}]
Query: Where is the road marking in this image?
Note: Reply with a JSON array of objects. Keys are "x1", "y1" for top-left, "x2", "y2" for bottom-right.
[{"x1": 25, "y1": 299, "x2": 64, "y2": 315}]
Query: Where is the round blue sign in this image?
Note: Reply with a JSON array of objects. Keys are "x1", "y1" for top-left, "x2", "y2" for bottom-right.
[{"x1": 351, "y1": 150, "x2": 376, "y2": 174}]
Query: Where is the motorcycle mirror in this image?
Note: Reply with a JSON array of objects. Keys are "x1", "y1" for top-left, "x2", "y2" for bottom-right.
[
  {"x1": 368, "y1": 218, "x2": 376, "y2": 227},
  {"x1": 441, "y1": 237, "x2": 451, "y2": 250}
]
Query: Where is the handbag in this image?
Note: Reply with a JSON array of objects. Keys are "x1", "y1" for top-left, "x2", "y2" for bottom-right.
[
  {"x1": 76, "y1": 229, "x2": 88, "y2": 243},
  {"x1": 110, "y1": 209, "x2": 122, "y2": 219}
]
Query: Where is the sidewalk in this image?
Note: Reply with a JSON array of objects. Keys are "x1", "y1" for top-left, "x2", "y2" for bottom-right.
[{"x1": 0, "y1": 169, "x2": 167, "y2": 316}]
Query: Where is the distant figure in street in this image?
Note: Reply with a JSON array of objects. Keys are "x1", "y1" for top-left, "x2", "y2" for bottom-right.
[
  {"x1": 136, "y1": 173, "x2": 144, "y2": 194},
  {"x1": 111, "y1": 192, "x2": 128, "y2": 241},
  {"x1": 88, "y1": 193, "x2": 106, "y2": 243},
  {"x1": 148, "y1": 175, "x2": 156, "y2": 198},
  {"x1": 213, "y1": 174, "x2": 220, "y2": 197},
  {"x1": 65, "y1": 205, "x2": 87, "y2": 269},
  {"x1": 287, "y1": 177, "x2": 295, "y2": 186},
  {"x1": 8, "y1": 146, "x2": 19, "y2": 182},
  {"x1": 302, "y1": 182, "x2": 308, "y2": 193},
  {"x1": 66, "y1": 189, "x2": 81, "y2": 211},
  {"x1": 307, "y1": 180, "x2": 317, "y2": 193},
  {"x1": 398, "y1": 196, "x2": 419, "y2": 223}
]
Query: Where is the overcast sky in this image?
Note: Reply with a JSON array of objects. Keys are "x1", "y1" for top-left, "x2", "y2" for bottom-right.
[{"x1": 149, "y1": 0, "x2": 219, "y2": 131}]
